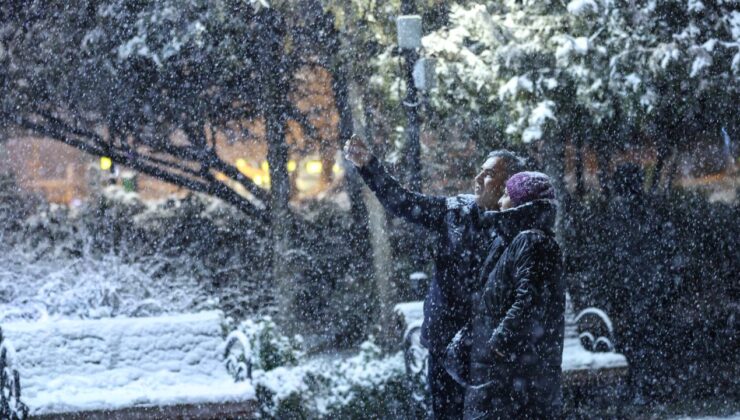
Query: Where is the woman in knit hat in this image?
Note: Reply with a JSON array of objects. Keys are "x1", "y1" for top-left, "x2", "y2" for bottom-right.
[
  {"x1": 458, "y1": 171, "x2": 565, "y2": 419},
  {"x1": 497, "y1": 171, "x2": 556, "y2": 210}
]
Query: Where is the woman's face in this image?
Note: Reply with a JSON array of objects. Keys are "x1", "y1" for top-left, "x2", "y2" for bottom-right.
[{"x1": 498, "y1": 187, "x2": 513, "y2": 210}]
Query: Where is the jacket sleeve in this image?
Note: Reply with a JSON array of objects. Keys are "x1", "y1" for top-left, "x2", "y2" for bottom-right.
[
  {"x1": 488, "y1": 233, "x2": 548, "y2": 355},
  {"x1": 356, "y1": 157, "x2": 448, "y2": 229}
]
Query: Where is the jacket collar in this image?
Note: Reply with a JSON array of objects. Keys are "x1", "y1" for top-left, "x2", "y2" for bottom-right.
[{"x1": 480, "y1": 199, "x2": 558, "y2": 241}]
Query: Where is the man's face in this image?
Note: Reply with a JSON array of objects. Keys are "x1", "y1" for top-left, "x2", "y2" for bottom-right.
[{"x1": 474, "y1": 157, "x2": 509, "y2": 211}]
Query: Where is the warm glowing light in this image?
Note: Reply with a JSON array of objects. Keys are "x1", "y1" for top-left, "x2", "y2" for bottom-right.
[
  {"x1": 305, "y1": 160, "x2": 323, "y2": 175},
  {"x1": 332, "y1": 164, "x2": 341, "y2": 174},
  {"x1": 215, "y1": 172, "x2": 228, "y2": 181},
  {"x1": 287, "y1": 160, "x2": 297, "y2": 172},
  {"x1": 235, "y1": 158, "x2": 248, "y2": 172},
  {"x1": 261, "y1": 161, "x2": 269, "y2": 172},
  {"x1": 100, "y1": 156, "x2": 113, "y2": 171},
  {"x1": 234, "y1": 158, "x2": 271, "y2": 188}
]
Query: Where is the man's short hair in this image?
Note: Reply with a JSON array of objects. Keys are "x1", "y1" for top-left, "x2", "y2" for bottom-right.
[{"x1": 487, "y1": 150, "x2": 527, "y2": 177}]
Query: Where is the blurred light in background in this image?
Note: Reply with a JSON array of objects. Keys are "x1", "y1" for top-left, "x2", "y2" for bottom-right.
[
  {"x1": 100, "y1": 156, "x2": 112, "y2": 171},
  {"x1": 305, "y1": 160, "x2": 322, "y2": 175}
]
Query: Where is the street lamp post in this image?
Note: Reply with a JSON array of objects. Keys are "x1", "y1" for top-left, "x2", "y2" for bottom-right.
[
  {"x1": 397, "y1": 5, "x2": 436, "y2": 192},
  {"x1": 397, "y1": 4, "x2": 438, "y2": 271},
  {"x1": 397, "y1": 7, "x2": 423, "y2": 192}
]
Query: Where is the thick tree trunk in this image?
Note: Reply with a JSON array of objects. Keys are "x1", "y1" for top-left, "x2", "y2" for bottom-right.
[
  {"x1": 266, "y1": 102, "x2": 292, "y2": 322},
  {"x1": 258, "y1": 11, "x2": 295, "y2": 328}
]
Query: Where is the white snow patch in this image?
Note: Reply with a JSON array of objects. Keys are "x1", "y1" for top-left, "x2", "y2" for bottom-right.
[
  {"x1": 561, "y1": 337, "x2": 628, "y2": 371},
  {"x1": 394, "y1": 301, "x2": 424, "y2": 328},
  {"x1": 690, "y1": 54, "x2": 712, "y2": 77},
  {"x1": 446, "y1": 194, "x2": 476, "y2": 210},
  {"x1": 498, "y1": 75, "x2": 534, "y2": 99},
  {"x1": 567, "y1": 0, "x2": 599, "y2": 16},
  {"x1": 687, "y1": 0, "x2": 705, "y2": 13},
  {"x1": 624, "y1": 73, "x2": 642, "y2": 91},
  {"x1": 729, "y1": 11, "x2": 740, "y2": 40},
  {"x1": 529, "y1": 100, "x2": 557, "y2": 126},
  {"x1": 571, "y1": 37, "x2": 590, "y2": 55}
]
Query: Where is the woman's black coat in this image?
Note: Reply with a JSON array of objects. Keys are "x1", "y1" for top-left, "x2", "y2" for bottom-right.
[{"x1": 463, "y1": 199, "x2": 565, "y2": 419}]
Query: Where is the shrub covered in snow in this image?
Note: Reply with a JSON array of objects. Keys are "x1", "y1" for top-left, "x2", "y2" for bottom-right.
[
  {"x1": 245, "y1": 334, "x2": 427, "y2": 419},
  {"x1": 0, "y1": 185, "x2": 269, "y2": 322},
  {"x1": 0, "y1": 182, "x2": 380, "y2": 349},
  {"x1": 224, "y1": 315, "x2": 426, "y2": 418},
  {"x1": 226, "y1": 315, "x2": 304, "y2": 381}
]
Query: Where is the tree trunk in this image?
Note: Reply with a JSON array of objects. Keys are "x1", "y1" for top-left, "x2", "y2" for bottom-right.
[
  {"x1": 543, "y1": 133, "x2": 566, "y2": 197},
  {"x1": 574, "y1": 135, "x2": 585, "y2": 198},
  {"x1": 650, "y1": 138, "x2": 671, "y2": 193},
  {"x1": 259, "y1": 11, "x2": 295, "y2": 328},
  {"x1": 543, "y1": 132, "x2": 567, "y2": 245},
  {"x1": 266, "y1": 95, "x2": 293, "y2": 326},
  {"x1": 664, "y1": 148, "x2": 679, "y2": 192},
  {"x1": 595, "y1": 144, "x2": 612, "y2": 198}
]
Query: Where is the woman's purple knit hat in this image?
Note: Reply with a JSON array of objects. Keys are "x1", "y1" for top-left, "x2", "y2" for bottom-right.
[{"x1": 505, "y1": 171, "x2": 556, "y2": 207}]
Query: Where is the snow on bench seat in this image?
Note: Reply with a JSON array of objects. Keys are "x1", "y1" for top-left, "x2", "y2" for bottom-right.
[
  {"x1": 2, "y1": 311, "x2": 254, "y2": 416},
  {"x1": 562, "y1": 336, "x2": 627, "y2": 372}
]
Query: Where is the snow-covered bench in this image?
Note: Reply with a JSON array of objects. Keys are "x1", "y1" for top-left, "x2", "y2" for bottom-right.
[
  {"x1": 394, "y1": 295, "x2": 628, "y2": 383},
  {"x1": 0, "y1": 311, "x2": 255, "y2": 418}
]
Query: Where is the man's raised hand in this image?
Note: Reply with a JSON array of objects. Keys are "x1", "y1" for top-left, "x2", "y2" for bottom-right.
[{"x1": 343, "y1": 135, "x2": 372, "y2": 167}]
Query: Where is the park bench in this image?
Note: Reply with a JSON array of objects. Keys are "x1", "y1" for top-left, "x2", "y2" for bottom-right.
[
  {"x1": 0, "y1": 311, "x2": 255, "y2": 419},
  {"x1": 394, "y1": 294, "x2": 628, "y2": 385}
]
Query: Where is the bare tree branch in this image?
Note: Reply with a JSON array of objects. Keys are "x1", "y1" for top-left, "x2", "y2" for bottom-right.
[{"x1": 18, "y1": 116, "x2": 269, "y2": 223}]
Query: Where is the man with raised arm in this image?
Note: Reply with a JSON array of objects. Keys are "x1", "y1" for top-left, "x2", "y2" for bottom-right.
[{"x1": 344, "y1": 136, "x2": 526, "y2": 419}]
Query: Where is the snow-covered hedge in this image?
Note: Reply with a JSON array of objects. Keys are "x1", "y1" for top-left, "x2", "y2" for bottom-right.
[
  {"x1": 249, "y1": 337, "x2": 426, "y2": 418},
  {"x1": 0, "y1": 185, "x2": 270, "y2": 322},
  {"x1": 0, "y1": 180, "x2": 380, "y2": 348},
  {"x1": 223, "y1": 317, "x2": 425, "y2": 418}
]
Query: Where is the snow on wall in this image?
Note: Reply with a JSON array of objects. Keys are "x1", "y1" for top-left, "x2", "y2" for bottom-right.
[{"x1": 1, "y1": 311, "x2": 254, "y2": 415}]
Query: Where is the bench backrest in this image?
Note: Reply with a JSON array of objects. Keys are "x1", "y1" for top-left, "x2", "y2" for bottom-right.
[
  {"x1": 1, "y1": 311, "x2": 227, "y2": 397},
  {"x1": 395, "y1": 297, "x2": 587, "y2": 338}
]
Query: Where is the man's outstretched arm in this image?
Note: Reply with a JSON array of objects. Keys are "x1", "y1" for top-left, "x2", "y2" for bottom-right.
[{"x1": 344, "y1": 136, "x2": 447, "y2": 229}]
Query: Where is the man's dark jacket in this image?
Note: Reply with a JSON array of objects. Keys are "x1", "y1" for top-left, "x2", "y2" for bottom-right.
[
  {"x1": 464, "y1": 199, "x2": 565, "y2": 419},
  {"x1": 357, "y1": 157, "x2": 494, "y2": 355}
]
